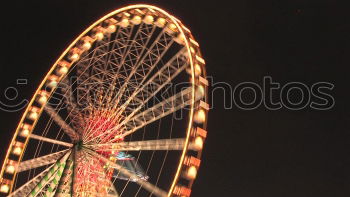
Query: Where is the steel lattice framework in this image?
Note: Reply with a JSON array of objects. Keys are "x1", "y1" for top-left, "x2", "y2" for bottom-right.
[{"x1": 0, "y1": 4, "x2": 208, "y2": 197}]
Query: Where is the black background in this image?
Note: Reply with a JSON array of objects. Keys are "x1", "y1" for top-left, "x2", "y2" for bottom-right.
[{"x1": 0, "y1": 0, "x2": 348, "y2": 196}]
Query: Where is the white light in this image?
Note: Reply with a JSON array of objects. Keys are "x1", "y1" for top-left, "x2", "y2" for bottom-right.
[
  {"x1": 69, "y1": 53, "x2": 80, "y2": 61},
  {"x1": 5, "y1": 165, "x2": 15, "y2": 174},
  {"x1": 28, "y1": 107, "x2": 40, "y2": 120},
  {"x1": 95, "y1": 32, "x2": 104, "y2": 41},
  {"x1": 190, "y1": 47, "x2": 195, "y2": 54},
  {"x1": 20, "y1": 124, "x2": 30, "y2": 137},
  {"x1": 47, "y1": 80, "x2": 57, "y2": 88},
  {"x1": 20, "y1": 128, "x2": 29, "y2": 137},
  {"x1": 47, "y1": 76, "x2": 59, "y2": 89},
  {"x1": 0, "y1": 184, "x2": 9, "y2": 193},
  {"x1": 12, "y1": 146, "x2": 22, "y2": 156},
  {"x1": 38, "y1": 95, "x2": 48, "y2": 105},
  {"x1": 194, "y1": 64, "x2": 202, "y2": 76},
  {"x1": 169, "y1": 23, "x2": 177, "y2": 31},
  {"x1": 57, "y1": 66, "x2": 68, "y2": 75},
  {"x1": 131, "y1": 15, "x2": 142, "y2": 25},
  {"x1": 195, "y1": 85, "x2": 205, "y2": 99},
  {"x1": 119, "y1": 18, "x2": 129, "y2": 28},
  {"x1": 107, "y1": 25, "x2": 116, "y2": 33},
  {"x1": 155, "y1": 17, "x2": 166, "y2": 27},
  {"x1": 174, "y1": 34, "x2": 185, "y2": 45},
  {"x1": 28, "y1": 111, "x2": 38, "y2": 120},
  {"x1": 186, "y1": 166, "x2": 197, "y2": 179},
  {"x1": 82, "y1": 42, "x2": 92, "y2": 50},
  {"x1": 194, "y1": 136, "x2": 204, "y2": 150},
  {"x1": 196, "y1": 55, "x2": 206, "y2": 64},
  {"x1": 194, "y1": 109, "x2": 206, "y2": 123},
  {"x1": 144, "y1": 15, "x2": 154, "y2": 24}
]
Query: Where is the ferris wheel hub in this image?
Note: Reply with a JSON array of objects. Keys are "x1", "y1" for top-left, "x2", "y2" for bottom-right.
[{"x1": 75, "y1": 140, "x2": 83, "y2": 151}]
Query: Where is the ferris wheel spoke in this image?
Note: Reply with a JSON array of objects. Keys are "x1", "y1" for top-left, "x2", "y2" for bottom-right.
[
  {"x1": 76, "y1": 25, "x2": 134, "y2": 109},
  {"x1": 18, "y1": 149, "x2": 70, "y2": 172},
  {"x1": 111, "y1": 23, "x2": 156, "y2": 92},
  {"x1": 88, "y1": 24, "x2": 133, "y2": 66},
  {"x1": 30, "y1": 134, "x2": 73, "y2": 148},
  {"x1": 85, "y1": 149, "x2": 167, "y2": 197},
  {"x1": 119, "y1": 87, "x2": 192, "y2": 138},
  {"x1": 110, "y1": 25, "x2": 135, "y2": 65},
  {"x1": 84, "y1": 86, "x2": 191, "y2": 145},
  {"x1": 85, "y1": 42, "x2": 128, "y2": 85},
  {"x1": 116, "y1": 23, "x2": 155, "y2": 70},
  {"x1": 107, "y1": 182, "x2": 120, "y2": 197},
  {"x1": 77, "y1": 66, "x2": 113, "y2": 105},
  {"x1": 84, "y1": 32, "x2": 177, "y2": 144},
  {"x1": 87, "y1": 138, "x2": 187, "y2": 151},
  {"x1": 76, "y1": 44, "x2": 108, "y2": 79},
  {"x1": 8, "y1": 164, "x2": 55, "y2": 197},
  {"x1": 27, "y1": 151, "x2": 71, "y2": 197},
  {"x1": 87, "y1": 25, "x2": 134, "y2": 85},
  {"x1": 116, "y1": 48, "x2": 188, "y2": 127},
  {"x1": 112, "y1": 28, "x2": 174, "y2": 109},
  {"x1": 44, "y1": 104, "x2": 80, "y2": 142},
  {"x1": 77, "y1": 48, "x2": 112, "y2": 71},
  {"x1": 91, "y1": 87, "x2": 192, "y2": 144},
  {"x1": 78, "y1": 47, "x2": 109, "y2": 64},
  {"x1": 85, "y1": 192, "x2": 119, "y2": 197},
  {"x1": 96, "y1": 23, "x2": 156, "y2": 112},
  {"x1": 74, "y1": 26, "x2": 136, "y2": 120},
  {"x1": 54, "y1": 157, "x2": 74, "y2": 196},
  {"x1": 80, "y1": 26, "x2": 178, "y2": 145},
  {"x1": 91, "y1": 48, "x2": 189, "y2": 144},
  {"x1": 60, "y1": 77, "x2": 85, "y2": 131}
]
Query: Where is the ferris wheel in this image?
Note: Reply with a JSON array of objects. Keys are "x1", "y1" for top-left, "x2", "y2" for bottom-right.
[{"x1": 0, "y1": 4, "x2": 208, "y2": 197}]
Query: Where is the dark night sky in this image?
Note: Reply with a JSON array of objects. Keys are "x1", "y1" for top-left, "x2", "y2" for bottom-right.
[{"x1": 0, "y1": 0, "x2": 348, "y2": 196}]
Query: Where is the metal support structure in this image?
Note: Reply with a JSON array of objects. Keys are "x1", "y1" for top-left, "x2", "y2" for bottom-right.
[{"x1": 18, "y1": 150, "x2": 69, "y2": 172}]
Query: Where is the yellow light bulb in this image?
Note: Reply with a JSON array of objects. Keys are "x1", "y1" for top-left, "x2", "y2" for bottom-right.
[
  {"x1": 12, "y1": 147, "x2": 22, "y2": 155},
  {"x1": 194, "y1": 109, "x2": 206, "y2": 123},
  {"x1": 156, "y1": 17, "x2": 166, "y2": 27},
  {"x1": 144, "y1": 15, "x2": 154, "y2": 24},
  {"x1": 187, "y1": 166, "x2": 197, "y2": 179},
  {"x1": 132, "y1": 15, "x2": 142, "y2": 25},
  {"x1": 0, "y1": 184, "x2": 9, "y2": 193},
  {"x1": 119, "y1": 18, "x2": 129, "y2": 28},
  {"x1": 20, "y1": 128, "x2": 30, "y2": 137},
  {"x1": 169, "y1": 23, "x2": 177, "y2": 31},
  {"x1": 70, "y1": 53, "x2": 80, "y2": 61},
  {"x1": 5, "y1": 165, "x2": 15, "y2": 174},
  {"x1": 38, "y1": 95, "x2": 48, "y2": 105},
  {"x1": 82, "y1": 42, "x2": 92, "y2": 50},
  {"x1": 107, "y1": 25, "x2": 116, "y2": 33},
  {"x1": 194, "y1": 64, "x2": 202, "y2": 76},
  {"x1": 195, "y1": 85, "x2": 205, "y2": 99},
  {"x1": 58, "y1": 66, "x2": 68, "y2": 75},
  {"x1": 95, "y1": 32, "x2": 104, "y2": 41},
  {"x1": 29, "y1": 111, "x2": 38, "y2": 120},
  {"x1": 194, "y1": 136, "x2": 203, "y2": 150}
]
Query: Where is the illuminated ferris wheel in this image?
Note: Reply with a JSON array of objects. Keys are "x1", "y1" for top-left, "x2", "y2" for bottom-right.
[{"x1": 0, "y1": 4, "x2": 208, "y2": 197}]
